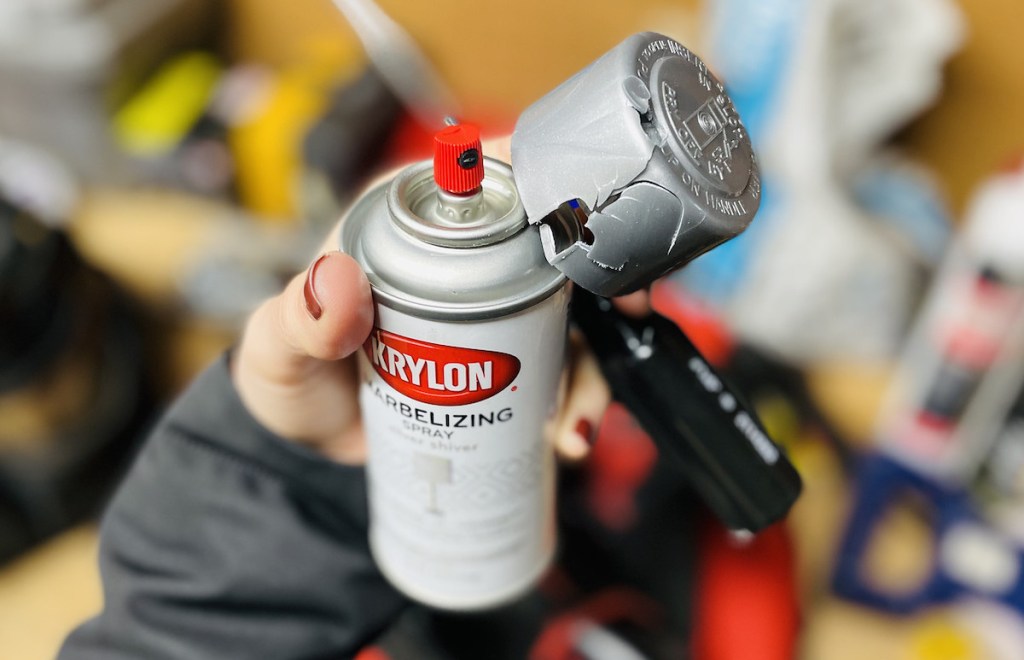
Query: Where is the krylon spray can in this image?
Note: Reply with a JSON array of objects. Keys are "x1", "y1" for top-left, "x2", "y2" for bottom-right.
[
  {"x1": 340, "y1": 32, "x2": 761, "y2": 610},
  {"x1": 342, "y1": 140, "x2": 569, "y2": 610}
]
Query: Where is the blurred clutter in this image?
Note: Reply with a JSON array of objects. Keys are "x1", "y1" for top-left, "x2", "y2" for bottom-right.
[
  {"x1": 0, "y1": 0, "x2": 417, "y2": 574},
  {"x1": 0, "y1": 0, "x2": 221, "y2": 183},
  {"x1": 0, "y1": 0, "x2": 1022, "y2": 659},
  {"x1": 833, "y1": 164, "x2": 1024, "y2": 638},
  {"x1": 0, "y1": 193, "x2": 151, "y2": 564},
  {"x1": 682, "y1": 0, "x2": 963, "y2": 363}
]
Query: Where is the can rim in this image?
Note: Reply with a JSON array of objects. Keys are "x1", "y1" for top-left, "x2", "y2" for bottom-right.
[
  {"x1": 340, "y1": 164, "x2": 568, "y2": 322},
  {"x1": 388, "y1": 158, "x2": 526, "y2": 248}
]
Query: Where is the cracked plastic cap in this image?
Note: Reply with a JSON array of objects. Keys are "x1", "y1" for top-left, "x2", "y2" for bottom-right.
[{"x1": 511, "y1": 32, "x2": 761, "y2": 297}]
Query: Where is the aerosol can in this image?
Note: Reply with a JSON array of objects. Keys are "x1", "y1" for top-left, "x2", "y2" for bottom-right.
[
  {"x1": 832, "y1": 162, "x2": 1024, "y2": 615},
  {"x1": 875, "y1": 163, "x2": 1024, "y2": 481},
  {"x1": 341, "y1": 33, "x2": 796, "y2": 610}
]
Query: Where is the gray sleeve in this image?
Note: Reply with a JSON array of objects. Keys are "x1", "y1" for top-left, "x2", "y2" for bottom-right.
[{"x1": 59, "y1": 354, "x2": 406, "y2": 660}]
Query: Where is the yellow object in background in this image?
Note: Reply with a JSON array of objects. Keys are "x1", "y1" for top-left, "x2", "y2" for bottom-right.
[
  {"x1": 909, "y1": 615, "x2": 982, "y2": 660},
  {"x1": 114, "y1": 52, "x2": 223, "y2": 156},
  {"x1": 229, "y1": 37, "x2": 362, "y2": 222},
  {"x1": 0, "y1": 527, "x2": 100, "y2": 660},
  {"x1": 228, "y1": 70, "x2": 323, "y2": 221}
]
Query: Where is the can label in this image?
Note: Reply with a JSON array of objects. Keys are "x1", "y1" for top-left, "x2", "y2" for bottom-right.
[
  {"x1": 359, "y1": 287, "x2": 569, "y2": 608},
  {"x1": 366, "y1": 330, "x2": 521, "y2": 406}
]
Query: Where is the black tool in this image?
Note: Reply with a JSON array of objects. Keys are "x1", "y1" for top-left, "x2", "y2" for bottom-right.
[{"x1": 571, "y1": 287, "x2": 803, "y2": 533}]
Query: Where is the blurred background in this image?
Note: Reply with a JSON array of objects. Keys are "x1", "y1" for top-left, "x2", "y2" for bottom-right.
[{"x1": 1, "y1": 0, "x2": 1024, "y2": 658}]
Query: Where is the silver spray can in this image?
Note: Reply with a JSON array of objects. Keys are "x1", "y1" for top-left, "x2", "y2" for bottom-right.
[
  {"x1": 340, "y1": 32, "x2": 761, "y2": 610},
  {"x1": 342, "y1": 124, "x2": 569, "y2": 610}
]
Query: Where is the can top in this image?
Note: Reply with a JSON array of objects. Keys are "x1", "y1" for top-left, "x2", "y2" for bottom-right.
[
  {"x1": 511, "y1": 32, "x2": 761, "y2": 297},
  {"x1": 340, "y1": 157, "x2": 567, "y2": 320}
]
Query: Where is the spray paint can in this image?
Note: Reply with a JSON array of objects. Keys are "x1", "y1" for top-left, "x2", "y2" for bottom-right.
[
  {"x1": 340, "y1": 32, "x2": 762, "y2": 609},
  {"x1": 875, "y1": 164, "x2": 1024, "y2": 482},
  {"x1": 342, "y1": 128, "x2": 569, "y2": 610}
]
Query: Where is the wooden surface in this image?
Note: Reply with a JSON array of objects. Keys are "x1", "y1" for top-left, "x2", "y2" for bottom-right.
[
  {"x1": 0, "y1": 527, "x2": 100, "y2": 660},
  {"x1": 226, "y1": 0, "x2": 704, "y2": 114},
  {"x1": 224, "y1": 0, "x2": 1024, "y2": 215},
  {"x1": 902, "y1": 0, "x2": 1024, "y2": 215}
]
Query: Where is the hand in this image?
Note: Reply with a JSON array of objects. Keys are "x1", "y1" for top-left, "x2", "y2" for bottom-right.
[
  {"x1": 231, "y1": 250, "x2": 374, "y2": 463},
  {"x1": 231, "y1": 138, "x2": 639, "y2": 465},
  {"x1": 231, "y1": 249, "x2": 620, "y2": 464}
]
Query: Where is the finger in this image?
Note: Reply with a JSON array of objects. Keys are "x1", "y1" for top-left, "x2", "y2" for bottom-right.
[
  {"x1": 553, "y1": 333, "x2": 611, "y2": 462},
  {"x1": 612, "y1": 289, "x2": 652, "y2": 317},
  {"x1": 232, "y1": 251, "x2": 373, "y2": 458},
  {"x1": 239, "y1": 251, "x2": 374, "y2": 383},
  {"x1": 481, "y1": 135, "x2": 511, "y2": 163}
]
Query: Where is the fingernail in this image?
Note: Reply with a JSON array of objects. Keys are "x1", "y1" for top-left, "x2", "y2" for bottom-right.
[
  {"x1": 304, "y1": 253, "x2": 330, "y2": 320},
  {"x1": 575, "y1": 419, "x2": 597, "y2": 446}
]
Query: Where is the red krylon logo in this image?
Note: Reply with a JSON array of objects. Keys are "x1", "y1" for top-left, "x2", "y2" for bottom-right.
[{"x1": 365, "y1": 330, "x2": 521, "y2": 406}]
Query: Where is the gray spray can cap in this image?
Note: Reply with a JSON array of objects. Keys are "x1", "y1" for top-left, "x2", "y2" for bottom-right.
[{"x1": 511, "y1": 32, "x2": 762, "y2": 297}]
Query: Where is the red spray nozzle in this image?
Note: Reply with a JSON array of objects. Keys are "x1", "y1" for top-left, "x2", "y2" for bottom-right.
[{"x1": 433, "y1": 122, "x2": 484, "y2": 195}]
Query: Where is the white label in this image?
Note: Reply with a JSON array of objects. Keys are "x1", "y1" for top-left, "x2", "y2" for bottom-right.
[{"x1": 360, "y1": 288, "x2": 569, "y2": 609}]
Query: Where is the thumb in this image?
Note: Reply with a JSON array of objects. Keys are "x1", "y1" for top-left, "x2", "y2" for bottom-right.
[
  {"x1": 231, "y1": 251, "x2": 374, "y2": 458},
  {"x1": 238, "y1": 250, "x2": 374, "y2": 386},
  {"x1": 234, "y1": 249, "x2": 374, "y2": 415}
]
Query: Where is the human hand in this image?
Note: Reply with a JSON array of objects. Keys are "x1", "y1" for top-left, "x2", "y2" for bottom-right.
[
  {"x1": 231, "y1": 138, "x2": 643, "y2": 465},
  {"x1": 231, "y1": 248, "x2": 626, "y2": 464}
]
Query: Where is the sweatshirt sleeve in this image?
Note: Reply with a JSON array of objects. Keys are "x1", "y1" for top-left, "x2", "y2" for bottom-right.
[{"x1": 59, "y1": 354, "x2": 406, "y2": 660}]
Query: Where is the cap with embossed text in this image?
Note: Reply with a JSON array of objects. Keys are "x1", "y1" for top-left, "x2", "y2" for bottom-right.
[{"x1": 511, "y1": 32, "x2": 761, "y2": 297}]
